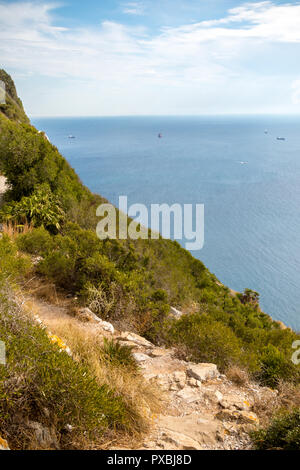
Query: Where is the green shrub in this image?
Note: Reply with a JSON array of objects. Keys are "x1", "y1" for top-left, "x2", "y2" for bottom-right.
[
  {"x1": 101, "y1": 338, "x2": 137, "y2": 370},
  {"x1": 0, "y1": 119, "x2": 87, "y2": 206},
  {"x1": 257, "y1": 344, "x2": 299, "y2": 388},
  {"x1": 168, "y1": 314, "x2": 243, "y2": 371},
  {"x1": 0, "y1": 288, "x2": 135, "y2": 449},
  {"x1": 252, "y1": 408, "x2": 300, "y2": 450},
  {"x1": 0, "y1": 235, "x2": 31, "y2": 282},
  {"x1": 0, "y1": 187, "x2": 65, "y2": 231},
  {"x1": 16, "y1": 226, "x2": 54, "y2": 255}
]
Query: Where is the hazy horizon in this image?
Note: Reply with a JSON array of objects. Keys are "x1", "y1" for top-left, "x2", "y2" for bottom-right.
[{"x1": 2, "y1": 0, "x2": 300, "y2": 117}]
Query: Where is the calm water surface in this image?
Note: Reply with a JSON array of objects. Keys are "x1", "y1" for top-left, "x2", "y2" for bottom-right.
[{"x1": 32, "y1": 115, "x2": 300, "y2": 330}]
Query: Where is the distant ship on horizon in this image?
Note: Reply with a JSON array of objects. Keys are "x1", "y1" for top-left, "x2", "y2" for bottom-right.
[{"x1": 158, "y1": 133, "x2": 162, "y2": 138}]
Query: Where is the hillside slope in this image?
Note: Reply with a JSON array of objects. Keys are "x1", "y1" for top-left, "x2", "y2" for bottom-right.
[
  {"x1": 0, "y1": 70, "x2": 29, "y2": 124},
  {"x1": 0, "y1": 71, "x2": 299, "y2": 450}
]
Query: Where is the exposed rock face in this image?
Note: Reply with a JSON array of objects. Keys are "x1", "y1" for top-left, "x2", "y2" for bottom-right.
[
  {"x1": 187, "y1": 363, "x2": 219, "y2": 382},
  {"x1": 116, "y1": 331, "x2": 154, "y2": 349},
  {"x1": 27, "y1": 421, "x2": 59, "y2": 450},
  {"x1": 77, "y1": 308, "x2": 115, "y2": 334}
]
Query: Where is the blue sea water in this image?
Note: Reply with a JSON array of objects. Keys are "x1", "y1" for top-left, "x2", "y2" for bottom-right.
[{"x1": 31, "y1": 115, "x2": 300, "y2": 330}]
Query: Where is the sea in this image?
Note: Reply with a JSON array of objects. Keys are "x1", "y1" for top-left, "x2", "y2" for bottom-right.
[{"x1": 31, "y1": 115, "x2": 300, "y2": 330}]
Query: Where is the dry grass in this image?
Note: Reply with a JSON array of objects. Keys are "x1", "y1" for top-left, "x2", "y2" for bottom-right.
[
  {"x1": 23, "y1": 297, "x2": 162, "y2": 446},
  {"x1": 2, "y1": 221, "x2": 32, "y2": 239},
  {"x1": 226, "y1": 365, "x2": 250, "y2": 387},
  {"x1": 253, "y1": 380, "x2": 300, "y2": 426}
]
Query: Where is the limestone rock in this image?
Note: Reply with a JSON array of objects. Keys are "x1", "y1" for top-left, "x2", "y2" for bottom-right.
[
  {"x1": 159, "y1": 413, "x2": 219, "y2": 448},
  {"x1": 219, "y1": 396, "x2": 252, "y2": 411},
  {"x1": 160, "y1": 429, "x2": 202, "y2": 450},
  {"x1": 149, "y1": 348, "x2": 170, "y2": 358},
  {"x1": 176, "y1": 387, "x2": 201, "y2": 403},
  {"x1": 187, "y1": 363, "x2": 219, "y2": 382},
  {"x1": 117, "y1": 331, "x2": 154, "y2": 348},
  {"x1": 172, "y1": 371, "x2": 186, "y2": 389},
  {"x1": 187, "y1": 377, "x2": 201, "y2": 388},
  {"x1": 78, "y1": 308, "x2": 115, "y2": 333},
  {"x1": 216, "y1": 409, "x2": 259, "y2": 425},
  {"x1": 96, "y1": 319, "x2": 115, "y2": 334},
  {"x1": 132, "y1": 352, "x2": 151, "y2": 363},
  {"x1": 27, "y1": 421, "x2": 59, "y2": 449},
  {"x1": 169, "y1": 307, "x2": 184, "y2": 319},
  {"x1": 151, "y1": 373, "x2": 170, "y2": 391},
  {"x1": 77, "y1": 307, "x2": 96, "y2": 322}
]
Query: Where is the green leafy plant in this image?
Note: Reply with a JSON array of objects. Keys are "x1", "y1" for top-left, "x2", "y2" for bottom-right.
[
  {"x1": 101, "y1": 338, "x2": 137, "y2": 370},
  {"x1": 0, "y1": 188, "x2": 65, "y2": 231}
]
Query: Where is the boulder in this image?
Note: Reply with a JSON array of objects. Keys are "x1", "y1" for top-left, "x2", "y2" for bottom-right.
[
  {"x1": 159, "y1": 413, "x2": 219, "y2": 448},
  {"x1": 97, "y1": 319, "x2": 114, "y2": 334},
  {"x1": 77, "y1": 308, "x2": 115, "y2": 334},
  {"x1": 117, "y1": 331, "x2": 153, "y2": 348},
  {"x1": 187, "y1": 363, "x2": 219, "y2": 382},
  {"x1": 132, "y1": 352, "x2": 151, "y2": 363},
  {"x1": 160, "y1": 429, "x2": 202, "y2": 450}
]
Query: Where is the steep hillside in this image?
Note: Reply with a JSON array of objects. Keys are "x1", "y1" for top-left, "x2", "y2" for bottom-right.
[
  {"x1": 0, "y1": 71, "x2": 299, "y2": 450},
  {"x1": 0, "y1": 70, "x2": 29, "y2": 124}
]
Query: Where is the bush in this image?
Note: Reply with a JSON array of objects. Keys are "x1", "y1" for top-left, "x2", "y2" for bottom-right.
[
  {"x1": 0, "y1": 120, "x2": 87, "y2": 206},
  {"x1": 0, "y1": 187, "x2": 65, "y2": 231},
  {"x1": 168, "y1": 314, "x2": 243, "y2": 371},
  {"x1": 0, "y1": 288, "x2": 134, "y2": 449},
  {"x1": 0, "y1": 235, "x2": 31, "y2": 282},
  {"x1": 257, "y1": 344, "x2": 299, "y2": 388},
  {"x1": 101, "y1": 338, "x2": 137, "y2": 370},
  {"x1": 251, "y1": 408, "x2": 300, "y2": 450},
  {"x1": 17, "y1": 226, "x2": 53, "y2": 255}
]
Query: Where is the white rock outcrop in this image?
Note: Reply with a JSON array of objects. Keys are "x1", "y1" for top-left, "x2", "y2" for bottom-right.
[{"x1": 187, "y1": 363, "x2": 219, "y2": 382}]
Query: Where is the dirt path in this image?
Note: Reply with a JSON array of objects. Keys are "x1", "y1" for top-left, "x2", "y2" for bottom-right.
[{"x1": 24, "y1": 295, "x2": 276, "y2": 451}]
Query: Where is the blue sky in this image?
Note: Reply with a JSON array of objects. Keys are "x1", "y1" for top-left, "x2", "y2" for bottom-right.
[{"x1": 1, "y1": 0, "x2": 300, "y2": 116}]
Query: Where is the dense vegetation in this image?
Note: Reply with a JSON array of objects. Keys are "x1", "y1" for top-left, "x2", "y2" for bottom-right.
[
  {"x1": 252, "y1": 409, "x2": 300, "y2": 450},
  {"x1": 0, "y1": 71, "x2": 299, "y2": 394},
  {"x1": 0, "y1": 69, "x2": 29, "y2": 124},
  {"x1": 0, "y1": 235, "x2": 156, "y2": 449}
]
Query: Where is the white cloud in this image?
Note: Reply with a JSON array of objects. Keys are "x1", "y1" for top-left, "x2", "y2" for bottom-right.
[
  {"x1": 1, "y1": 1, "x2": 300, "y2": 114},
  {"x1": 291, "y1": 80, "x2": 300, "y2": 104},
  {"x1": 122, "y1": 2, "x2": 145, "y2": 16}
]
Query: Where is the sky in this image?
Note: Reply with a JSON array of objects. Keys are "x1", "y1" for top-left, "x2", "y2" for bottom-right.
[{"x1": 1, "y1": 0, "x2": 300, "y2": 116}]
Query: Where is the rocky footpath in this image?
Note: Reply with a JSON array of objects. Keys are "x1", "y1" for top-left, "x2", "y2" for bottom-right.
[
  {"x1": 22, "y1": 300, "x2": 276, "y2": 451},
  {"x1": 112, "y1": 328, "x2": 268, "y2": 450}
]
